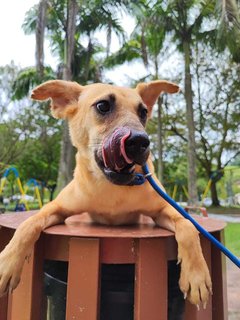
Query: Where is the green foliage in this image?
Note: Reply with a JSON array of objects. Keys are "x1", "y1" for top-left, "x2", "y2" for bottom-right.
[
  {"x1": 16, "y1": 131, "x2": 61, "y2": 183},
  {"x1": 0, "y1": 118, "x2": 29, "y2": 166},
  {"x1": 0, "y1": 63, "x2": 20, "y2": 117},
  {"x1": 1, "y1": 0, "x2": 240, "y2": 204},
  {"x1": 215, "y1": 0, "x2": 240, "y2": 63},
  {"x1": 104, "y1": 39, "x2": 142, "y2": 67},
  {"x1": 21, "y1": 0, "x2": 128, "y2": 85},
  {"x1": 223, "y1": 167, "x2": 240, "y2": 197},
  {"x1": 2, "y1": 0, "x2": 132, "y2": 194},
  {"x1": 0, "y1": 106, "x2": 61, "y2": 184},
  {"x1": 225, "y1": 223, "x2": 240, "y2": 256},
  {"x1": 0, "y1": 63, "x2": 61, "y2": 185},
  {"x1": 71, "y1": 40, "x2": 105, "y2": 83},
  {"x1": 155, "y1": 0, "x2": 216, "y2": 52},
  {"x1": 78, "y1": 1, "x2": 126, "y2": 37},
  {"x1": 192, "y1": 45, "x2": 240, "y2": 174},
  {"x1": 22, "y1": 4, "x2": 38, "y2": 35},
  {"x1": 105, "y1": 1, "x2": 168, "y2": 71},
  {"x1": 12, "y1": 66, "x2": 56, "y2": 100},
  {"x1": 231, "y1": 156, "x2": 240, "y2": 166}
]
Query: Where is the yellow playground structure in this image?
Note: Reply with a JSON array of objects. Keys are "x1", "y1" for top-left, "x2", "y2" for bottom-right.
[{"x1": 0, "y1": 167, "x2": 43, "y2": 211}]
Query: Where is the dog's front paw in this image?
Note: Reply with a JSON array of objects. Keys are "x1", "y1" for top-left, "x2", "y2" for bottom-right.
[
  {"x1": 178, "y1": 254, "x2": 212, "y2": 308},
  {"x1": 0, "y1": 248, "x2": 24, "y2": 296}
]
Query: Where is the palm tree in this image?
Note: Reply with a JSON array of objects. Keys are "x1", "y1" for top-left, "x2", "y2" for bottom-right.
[
  {"x1": 56, "y1": 0, "x2": 78, "y2": 192},
  {"x1": 105, "y1": 2, "x2": 171, "y2": 182},
  {"x1": 15, "y1": 0, "x2": 129, "y2": 192},
  {"x1": 35, "y1": 0, "x2": 48, "y2": 78},
  {"x1": 55, "y1": 0, "x2": 128, "y2": 191},
  {"x1": 216, "y1": 0, "x2": 240, "y2": 62},
  {"x1": 132, "y1": 4, "x2": 167, "y2": 182},
  {"x1": 158, "y1": 0, "x2": 214, "y2": 205},
  {"x1": 106, "y1": 1, "x2": 215, "y2": 204}
]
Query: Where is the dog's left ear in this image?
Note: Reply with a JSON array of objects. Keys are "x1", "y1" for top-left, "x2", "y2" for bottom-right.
[
  {"x1": 31, "y1": 80, "x2": 83, "y2": 119},
  {"x1": 136, "y1": 80, "x2": 179, "y2": 113}
]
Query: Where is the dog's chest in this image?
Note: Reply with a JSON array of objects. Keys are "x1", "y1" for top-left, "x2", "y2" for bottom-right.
[
  {"x1": 88, "y1": 210, "x2": 140, "y2": 225},
  {"x1": 86, "y1": 187, "x2": 145, "y2": 225}
]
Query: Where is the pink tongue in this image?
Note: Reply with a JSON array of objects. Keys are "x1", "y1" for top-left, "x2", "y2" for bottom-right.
[
  {"x1": 102, "y1": 127, "x2": 133, "y2": 171},
  {"x1": 120, "y1": 132, "x2": 132, "y2": 164}
]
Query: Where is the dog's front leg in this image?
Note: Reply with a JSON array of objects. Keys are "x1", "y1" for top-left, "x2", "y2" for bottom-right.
[
  {"x1": 0, "y1": 200, "x2": 67, "y2": 296},
  {"x1": 154, "y1": 205, "x2": 212, "y2": 308}
]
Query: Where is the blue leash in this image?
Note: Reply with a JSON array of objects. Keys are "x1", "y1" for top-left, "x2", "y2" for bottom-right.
[{"x1": 133, "y1": 164, "x2": 240, "y2": 268}]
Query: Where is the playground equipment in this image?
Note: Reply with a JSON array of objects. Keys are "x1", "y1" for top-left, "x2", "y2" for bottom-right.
[
  {"x1": 171, "y1": 183, "x2": 189, "y2": 200},
  {"x1": 201, "y1": 170, "x2": 224, "y2": 205},
  {"x1": 169, "y1": 169, "x2": 231, "y2": 204},
  {"x1": 0, "y1": 167, "x2": 29, "y2": 211},
  {"x1": 25, "y1": 179, "x2": 43, "y2": 208},
  {"x1": 0, "y1": 168, "x2": 44, "y2": 211}
]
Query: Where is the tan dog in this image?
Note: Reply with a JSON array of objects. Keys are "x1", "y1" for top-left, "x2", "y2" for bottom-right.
[{"x1": 0, "y1": 80, "x2": 211, "y2": 308}]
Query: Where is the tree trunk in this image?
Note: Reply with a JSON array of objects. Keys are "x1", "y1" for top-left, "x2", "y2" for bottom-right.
[
  {"x1": 157, "y1": 97, "x2": 164, "y2": 182},
  {"x1": 57, "y1": 123, "x2": 75, "y2": 190},
  {"x1": 62, "y1": 0, "x2": 77, "y2": 81},
  {"x1": 210, "y1": 180, "x2": 220, "y2": 206},
  {"x1": 183, "y1": 40, "x2": 198, "y2": 205},
  {"x1": 36, "y1": 0, "x2": 47, "y2": 78},
  {"x1": 56, "y1": 0, "x2": 78, "y2": 193}
]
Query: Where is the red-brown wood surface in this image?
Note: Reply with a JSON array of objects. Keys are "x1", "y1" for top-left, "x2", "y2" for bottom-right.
[
  {"x1": 134, "y1": 238, "x2": 168, "y2": 320},
  {"x1": 211, "y1": 231, "x2": 228, "y2": 320},
  {"x1": 0, "y1": 229, "x2": 14, "y2": 320},
  {"x1": 100, "y1": 238, "x2": 135, "y2": 263},
  {"x1": 9, "y1": 239, "x2": 45, "y2": 320},
  {"x1": 0, "y1": 211, "x2": 227, "y2": 320},
  {"x1": 0, "y1": 211, "x2": 226, "y2": 238},
  {"x1": 66, "y1": 238, "x2": 100, "y2": 320}
]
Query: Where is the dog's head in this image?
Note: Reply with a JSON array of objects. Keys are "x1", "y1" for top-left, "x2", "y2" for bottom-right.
[{"x1": 31, "y1": 80, "x2": 179, "y2": 185}]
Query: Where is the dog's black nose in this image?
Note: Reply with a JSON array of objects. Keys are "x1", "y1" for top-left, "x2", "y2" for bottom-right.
[{"x1": 124, "y1": 130, "x2": 150, "y2": 165}]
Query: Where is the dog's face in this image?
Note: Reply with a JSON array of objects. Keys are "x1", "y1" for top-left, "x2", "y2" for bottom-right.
[
  {"x1": 31, "y1": 80, "x2": 179, "y2": 185},
  {"x1": 71, "y1": 83, "x2": 151, "y2": 185}
]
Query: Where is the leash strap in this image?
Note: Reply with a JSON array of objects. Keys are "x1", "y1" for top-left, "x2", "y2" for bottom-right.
[
  {"x1": 129, "y1": 173, "x2": 147, "y2": 185},
  {"x1": 140, "y1": 163, "x2": 240, "y2": 268}
]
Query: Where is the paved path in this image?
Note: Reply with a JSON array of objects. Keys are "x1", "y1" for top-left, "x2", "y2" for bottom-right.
[
  {"x1": 227, "y1": 259, "x2": 240, "y2": 319},
  {"x1": 208, "y1": 213, "x2": 240, "y2": 223},
  {"x1": 207, "y1": 213, "x2": 240, "y2": 318}
]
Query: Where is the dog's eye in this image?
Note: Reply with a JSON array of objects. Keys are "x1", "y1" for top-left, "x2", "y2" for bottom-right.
[
  {"x1": 139, "y1": 107, "x2": 148, "y2": 123},
  {"x1": 96, "y1": 100, "x2": 111, "y2": 114}
]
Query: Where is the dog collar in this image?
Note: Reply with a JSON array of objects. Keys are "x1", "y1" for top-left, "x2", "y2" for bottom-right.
[{"x1": 128, "y1": 172, "x2": 152, "y2": 186}]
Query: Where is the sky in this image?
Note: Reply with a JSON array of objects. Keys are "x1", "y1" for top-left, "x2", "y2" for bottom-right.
[
  {"x1": 0, "y1": 0, "x2": 58, "y2": 67},
  {"x1": 0, "y1": 0, "x2": 148, "y2": 85},
  {"x1": 0, "y1": 1, "x2": 180, "y2": 86}
]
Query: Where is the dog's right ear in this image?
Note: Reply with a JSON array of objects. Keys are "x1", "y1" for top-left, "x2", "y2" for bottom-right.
[{"x1": 31, "y1": 80, "x2": 83, "y2": 119}]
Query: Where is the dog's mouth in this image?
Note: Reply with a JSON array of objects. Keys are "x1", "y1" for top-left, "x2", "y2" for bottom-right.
[{"x1": 95, "y1": 127, "x2": 138, "y2": 185}]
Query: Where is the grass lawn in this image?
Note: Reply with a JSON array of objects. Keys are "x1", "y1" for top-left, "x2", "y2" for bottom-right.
[{"x1": 224, "y1": 223, "x2": 240, "y2": 256}]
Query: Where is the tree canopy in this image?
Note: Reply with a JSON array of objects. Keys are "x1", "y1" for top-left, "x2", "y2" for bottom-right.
[{"x1": 1, "y1": 0, "x2": 239, "y2": 207}]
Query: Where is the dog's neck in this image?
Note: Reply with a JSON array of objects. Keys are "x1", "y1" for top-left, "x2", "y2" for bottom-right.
[
  {"x1": 74, "y1": 151, "x2": 95, "y2": 179},
  {"x1": 73, "y1": 151, "x2": 111, "y2": 191}
]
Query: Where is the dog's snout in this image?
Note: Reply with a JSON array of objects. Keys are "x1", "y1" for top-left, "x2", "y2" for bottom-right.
[{"x1": 124, "y1": 130, "x2": 150, "y2": 165}]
